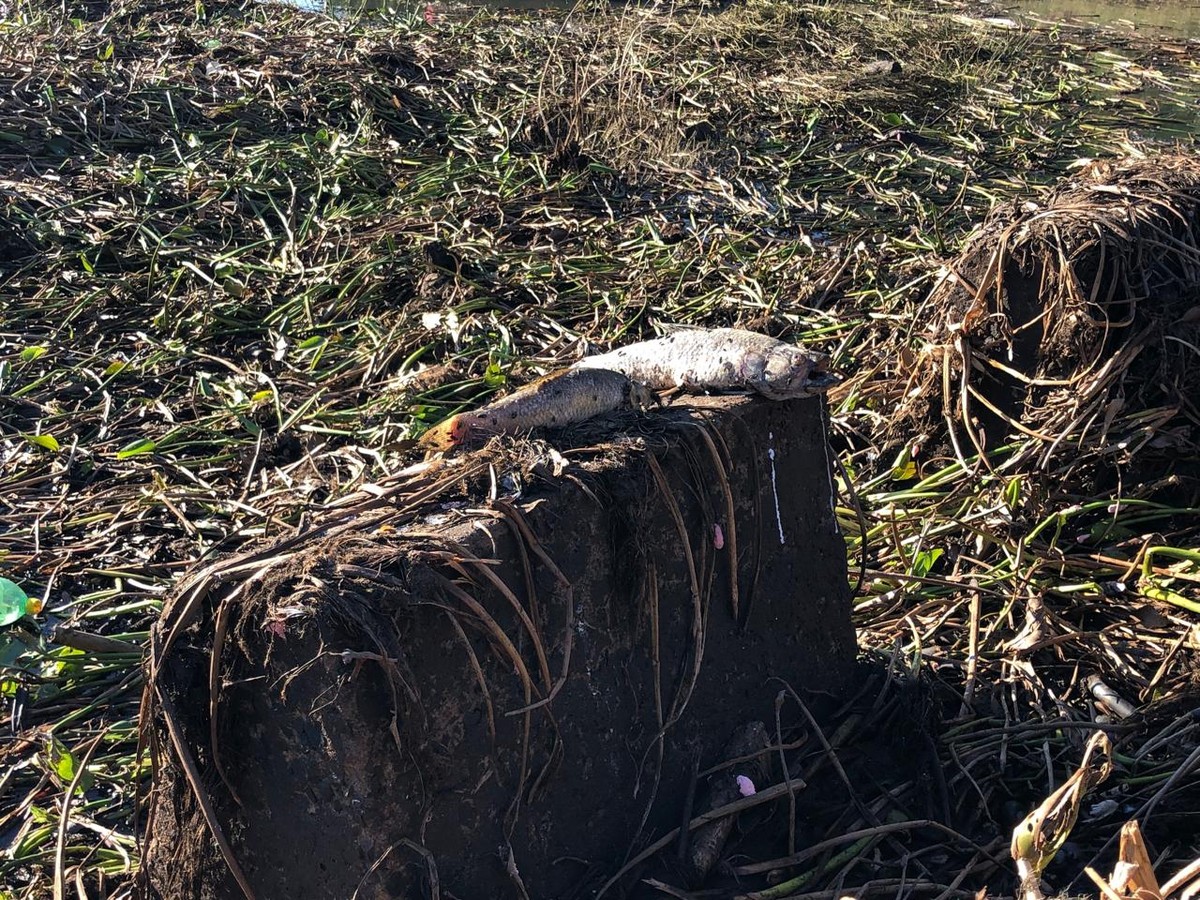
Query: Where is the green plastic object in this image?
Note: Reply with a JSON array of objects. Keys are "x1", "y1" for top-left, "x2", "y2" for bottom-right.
[{"x1": 0, "y1": 577, "x2": 41, "y2": 627}]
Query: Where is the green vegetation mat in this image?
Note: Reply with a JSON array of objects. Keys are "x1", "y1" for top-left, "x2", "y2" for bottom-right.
[{"x1": 1, "y1": 0, "x2": 1198, "y2": 895}]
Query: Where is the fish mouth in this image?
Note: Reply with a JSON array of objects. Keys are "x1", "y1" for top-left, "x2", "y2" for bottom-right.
[{"x1": 803, "y1": 370, "x2": 843, "y2": 394}]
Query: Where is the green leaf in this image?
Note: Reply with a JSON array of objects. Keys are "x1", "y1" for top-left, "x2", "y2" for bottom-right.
[
  {"x1": 1004, "y1": 476, "x2": 1022, "y2": 510},
  {"x1": 483, "y1": 361, "x2": 507, "y2": 388},
  {"x1": 103, "y1": 360, "x2": 128, "y2": 378},
  {"x1": 912, "y1": 548, "x2": 944, "y2": 578},
  {"x1": 44, "y1": 645, "x2": 86, "y2": 680},
  {"x1": 221, "y1": 277, "x2": 247, "y2": 298},
  {"x1": 44, "y1": 735, "x2": 95, "y2": 792},
  {"x1": 12, "y1": 822, "x2": 55, "y2": 858},
  {"x1": 890, "y1": 447, "x2": 916, "y2": 481},
  {"x1": 29, "y1": 805, "x2": 51, "y2": 825},
  {"x1": 19, "y1": 345, "x2": 48, "y2": 362},
  {"x1": 22, "y1": 433, "x2": 60, "y2": 452},
  {"x1": 250, "y1": 389, "x2": 273, "y2": 404},
  {"x1": 116, "y1": 438, "x2": 157, "y2": 459}
]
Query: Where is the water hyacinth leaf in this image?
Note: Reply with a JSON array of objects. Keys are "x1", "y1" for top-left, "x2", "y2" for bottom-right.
[
  {"x1": 221, "y1": 277, "x2": 247, "y2": 298},
  {"x1": 23, "y1": 433, "x2": 60, "y2": 452},
  {"x1": 43, "y1": 734, "x2": 95, "y2": 793},
  {"x1": 117, "y1": 437, "x2": 157, "y2": 459},
  {"x1": 912, "y1": 548, "x2": 944, "y2": 577},
  {"x1": 45, "y1": 645, "x2": 87, "y2": 679},
  {"x1": 1012, "y1": 731, "x2": 1113, "y2": 889}
]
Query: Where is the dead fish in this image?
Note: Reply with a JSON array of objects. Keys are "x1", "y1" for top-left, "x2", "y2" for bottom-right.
[
  {"x1": 572, "y1": 327, "x2": 839, "y2": 399},
  {"x1": 418, "y1": 367, "x2": 655, "y2": 452}
]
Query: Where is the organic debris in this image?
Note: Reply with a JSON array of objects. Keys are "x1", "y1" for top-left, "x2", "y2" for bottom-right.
[
  {"x1": 2, "y1": 0, "x2": 1200, "y2": 895},
  {"x1": 1012, "y1": 731, "x2": 1114, "y2": 900},
  {"x1": 872, "y1": 154, "x2": 1200, "y2": 484}
]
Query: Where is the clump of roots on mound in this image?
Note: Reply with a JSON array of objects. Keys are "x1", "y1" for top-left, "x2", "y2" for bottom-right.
[{"x1": 883, "y1": 153, "x2": 1200, "y2": 488}]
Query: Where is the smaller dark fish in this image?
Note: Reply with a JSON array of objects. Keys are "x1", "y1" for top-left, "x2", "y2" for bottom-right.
[{"x1": 419, "y1": 367, "x2": 654, "y2": 452}]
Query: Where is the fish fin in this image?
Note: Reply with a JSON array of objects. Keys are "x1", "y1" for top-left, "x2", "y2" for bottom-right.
[
  {"x1": 653, "y1": 321, "x2": 706, "y2": 335},
  {"x1": 519, "y1": 369, "x2": 579, "y2": 391}
]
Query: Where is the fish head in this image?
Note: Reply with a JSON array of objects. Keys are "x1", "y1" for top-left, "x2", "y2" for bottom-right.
[
  {"x1": 627, "y1": 379, "x2": 658, "y2": 411},
  {"x1": 418, "y1": 414, "x2": 481, "y2": 452},
  {"x1": 446, "y1": 415, "x2": 479, "y2": 446},
  {"x1": 761, "y1": 348, "x2": 841, "y2": 399}
]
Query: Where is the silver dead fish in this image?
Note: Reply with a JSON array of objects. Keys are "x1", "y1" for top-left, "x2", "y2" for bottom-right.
[{"x1": 572, "y1": 327, "x2": 839, "y2": 399}]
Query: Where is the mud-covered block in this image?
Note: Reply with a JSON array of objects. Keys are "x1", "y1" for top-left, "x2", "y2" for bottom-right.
[{"x1": 143, "y1": 395, "x2": 856, "y2": 900}]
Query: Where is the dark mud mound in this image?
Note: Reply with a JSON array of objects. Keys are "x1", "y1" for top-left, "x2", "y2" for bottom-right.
[
  {"x1": 139, "y1": 396, "x2": 858, "y2": 899},
  {"x1": 885, "y1": 153, "x2": 1200, "y2": 484}
]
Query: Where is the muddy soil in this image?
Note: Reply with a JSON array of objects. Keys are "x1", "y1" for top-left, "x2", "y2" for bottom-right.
[{"x1": 142, "y1": 395, "x2": 859, "y2": 899}]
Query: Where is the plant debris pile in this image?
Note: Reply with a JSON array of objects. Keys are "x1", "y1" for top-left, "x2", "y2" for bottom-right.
[{"x1": 872, "y1": 154, "x2": 1200, "y2": 483}]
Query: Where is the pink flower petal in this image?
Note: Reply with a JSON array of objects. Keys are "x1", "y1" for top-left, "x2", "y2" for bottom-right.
[
  {"x1": 736, "y1": 775, "x2": 756, "y2": 797},
  {"x1": 713, "y1": 523, "x2": 725, "y2": 550}
]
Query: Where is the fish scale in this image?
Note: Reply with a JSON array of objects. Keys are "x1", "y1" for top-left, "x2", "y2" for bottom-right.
[
  {"x1": 571, "y1": 327, "x2": 838, "y2": 400},
  {"x1": 419, "y1": 367, "x2": 654, "y2": 451}
]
